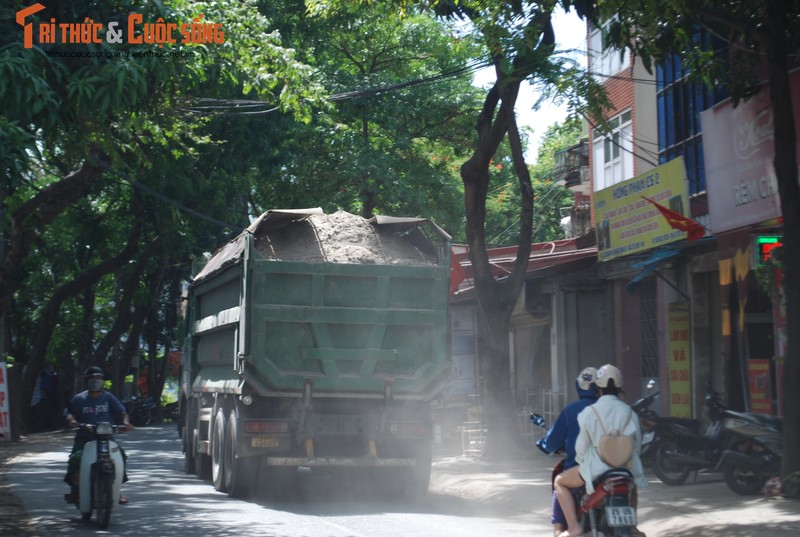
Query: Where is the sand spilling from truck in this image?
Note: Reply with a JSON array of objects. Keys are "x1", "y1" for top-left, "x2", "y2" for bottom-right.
[{"x1": 254, "y1": 210, "x2": 438, "y2": 265}]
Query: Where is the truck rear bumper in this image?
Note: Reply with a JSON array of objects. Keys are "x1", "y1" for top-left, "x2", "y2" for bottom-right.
[{"x1": 265, "y1": 456, "x2": 416, "y2": 468}]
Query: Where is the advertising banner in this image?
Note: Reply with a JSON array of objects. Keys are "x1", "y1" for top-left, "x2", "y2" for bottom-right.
[
  {"x1": 668, "y1": 303, "x2": 692, "y2": 418},
  {"x1": 747, "y1": 359, "x2": 774, "y2": 414},
  {"x1": 702, "y1": 70, "x2": 800, "y2": 234},
  {"x1": 594, "y1": 158, "x2": 691, "y2": 262},
  {"x1": 0, "y1": 363, "x2": 10, "y2": 440}
]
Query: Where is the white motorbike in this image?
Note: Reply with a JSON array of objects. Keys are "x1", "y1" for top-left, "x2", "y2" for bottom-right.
[{"x1": 74, "y1": 422, "x2": 126, "y2": 529}]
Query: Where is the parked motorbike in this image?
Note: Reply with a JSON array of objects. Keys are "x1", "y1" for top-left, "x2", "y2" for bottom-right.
[
  {"x1": 531, "y1": 413, "x2": 638, "y2": 537},
  {"x1": 652, "y1": 389, "x2": 783, "y2": 495},
  {"x1": 125, "y1": 395, "x2": 156, "y2": 427},
  {"x1": 73, "y1": 422, "x2": 126, "y2": 529},
  {"x1": 630, "y1": 379, "x2": 703, "y2": 463},
  {"x1": 631, "y1": 379, "x2": 659, "y2": 461}
]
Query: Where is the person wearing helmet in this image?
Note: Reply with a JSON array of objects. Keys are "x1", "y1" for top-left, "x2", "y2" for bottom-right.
[
  {"x1": 536, "y1": 367, "x2": 598, "y2": 537},
  {"x1": 63, "y1": 366, "x2": 133, "y2": 505},
  {"x1": 553, "y1": 364, "x2": 647, "y2": 537}
]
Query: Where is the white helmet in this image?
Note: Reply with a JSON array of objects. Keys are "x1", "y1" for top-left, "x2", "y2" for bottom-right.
[
  {"x1": 596, "y1": 364, "x2": 623, "y2": 388},
  {"x1": 576, "y1": 367, "x2": 598, "y2": 391}
]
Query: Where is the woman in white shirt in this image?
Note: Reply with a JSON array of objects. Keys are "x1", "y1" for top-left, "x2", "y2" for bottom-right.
[{"x1": 552, "y1": 364, "x2": 647, "y2": 537}]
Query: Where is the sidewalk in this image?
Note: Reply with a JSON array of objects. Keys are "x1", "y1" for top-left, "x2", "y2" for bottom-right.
[{"x1": 430, "y1": 449, "x2": 800, "y2": 536}]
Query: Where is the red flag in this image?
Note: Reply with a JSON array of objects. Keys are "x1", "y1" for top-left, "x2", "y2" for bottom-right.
[
  {"x1": 450, "y1": 255, "x2": 467, "y2": 294},
  {"x1": 642, "y1": 196, "x2": 705, "y2": 241}
]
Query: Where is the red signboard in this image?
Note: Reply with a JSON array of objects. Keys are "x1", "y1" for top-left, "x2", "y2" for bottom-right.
[{"x1": 747, "y1": 359, "x2": 774, "y2": 414}]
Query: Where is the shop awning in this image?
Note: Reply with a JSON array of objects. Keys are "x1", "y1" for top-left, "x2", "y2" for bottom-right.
[{"x1": 627, "y1": 247, "x2": 681, "y2": 293}]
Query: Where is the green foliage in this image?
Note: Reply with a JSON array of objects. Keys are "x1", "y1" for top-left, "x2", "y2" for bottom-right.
[
  {"x1": 0, "y1": 0, "x2": 327, "y2": 407},
  {"x1": 484, "y1": 118, "x2": 580, "y2": 246},
  {"x1": 601, "y1": 0, "x2": 800, "y2": 105},
  {"x1": 249, "y1": 3, "x2": 484, "y2": 237}
]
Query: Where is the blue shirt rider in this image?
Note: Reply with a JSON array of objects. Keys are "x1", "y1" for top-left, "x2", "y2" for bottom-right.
[
  {"x1": 63, "y1": 366, "x2": 133, "y2": 505},
  {"x1": 536, "y1": 367, "x2": 598, "y2": 537}
]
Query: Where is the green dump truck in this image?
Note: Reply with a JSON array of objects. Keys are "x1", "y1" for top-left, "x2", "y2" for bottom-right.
[{"x1": 180, "y1": 209, "x2": 451, "y2": 498}]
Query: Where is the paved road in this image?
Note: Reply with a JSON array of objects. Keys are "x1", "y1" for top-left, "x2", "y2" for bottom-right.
[{"x1": 3, "y1": 424, "x2": 800, "y2": 536}]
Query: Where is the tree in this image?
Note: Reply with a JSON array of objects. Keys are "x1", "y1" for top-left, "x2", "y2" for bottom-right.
[
  {"x1": 311, "y1": 0, "x2": 609, "y2": 455},
  {"x1": 249, "y1": 1, "x2": 485, "y2": 232},
  {"x1": 485, "y1": 119, "x2": 582, "y2": 246},
  {"x1": 600, "y1": 0, "x2": 800, "y2": 495},
  {"x1": 0, "y1": 0, "x2": 323, "y2": 433}
]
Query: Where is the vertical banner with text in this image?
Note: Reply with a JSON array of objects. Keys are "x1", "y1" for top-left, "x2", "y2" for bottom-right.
[
  {"x1": 0, "y1": 362, "x2": 10, "y2": 440},
  {"x1": 668, "y1": 303, "x2": 692, "y2": 417},
  {"x1": 747, "y1": 359, "x2": 774, "y2": 414}
]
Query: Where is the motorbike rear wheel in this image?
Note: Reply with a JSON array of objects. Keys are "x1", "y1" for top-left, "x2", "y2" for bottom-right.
[
  {"x1": 723, "y1": 462, "x2": 767, "y2": 495},
  {"x1": 95, "y1": 472, "x2": 114, "y2": 529},
  {"x1": 130, "y1": 407, "x2": 151, "y2": 427},
  {"x1": 653, "y1": 439, "x2": 691, "y2": 486}
]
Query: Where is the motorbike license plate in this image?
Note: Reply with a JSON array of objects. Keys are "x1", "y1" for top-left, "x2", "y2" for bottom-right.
[{"x1": 605, "y1": 506, "x2": 637, "y2": 527}]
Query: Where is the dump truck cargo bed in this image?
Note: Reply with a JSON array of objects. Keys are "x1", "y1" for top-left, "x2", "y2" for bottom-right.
[{"x1": 188, "y1": 209, "x2": 451, "y2": 399}]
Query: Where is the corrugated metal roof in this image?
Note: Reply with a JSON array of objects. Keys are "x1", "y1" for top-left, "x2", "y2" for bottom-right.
[{"x1": 450, "y1": 239, "x2": 598, "y2": 298}]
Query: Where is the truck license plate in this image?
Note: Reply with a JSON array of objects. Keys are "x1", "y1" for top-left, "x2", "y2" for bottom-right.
[
  {"x1": 251, "y1": 436, "x2": 279, "y2": 448},
  {"x1": 605, "y1": 506, "x2": 636, "y2": 527}
]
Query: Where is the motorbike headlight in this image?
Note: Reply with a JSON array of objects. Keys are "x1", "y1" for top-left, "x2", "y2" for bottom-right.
[{"x1": 96, "y1": 422, "x2": 114, "y2": 435}]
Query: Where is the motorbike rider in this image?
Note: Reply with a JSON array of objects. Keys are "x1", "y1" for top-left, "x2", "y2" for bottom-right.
[
  {"x1": 63, "y1": 366, "x2": 133, "y2": 505},
  {"x1": 553, "y1": 364, "x2": 648, "y2": 537},
  {"x1": 536, "y1": 367, "x2": 598, "y2": 537}
]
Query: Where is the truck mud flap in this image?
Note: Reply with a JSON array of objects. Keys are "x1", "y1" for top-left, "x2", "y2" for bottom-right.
[{"x1": 265, "y1": 457, "x2": 416, "y2": 468}]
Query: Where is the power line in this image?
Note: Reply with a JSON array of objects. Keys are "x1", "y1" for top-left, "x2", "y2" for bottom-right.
[
  {"x1": 182, "y1": 59, "x2": 492, "y2": 115},
  {"x1": 93, "y1": 160, "x2": 241, "y2": 231}
]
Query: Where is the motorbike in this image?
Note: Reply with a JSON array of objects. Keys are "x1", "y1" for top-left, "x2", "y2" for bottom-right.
[
  {"x1": 125, "y1": 395, "x2": 156, "y2": 427},
  {"x1": 651, "y1": 389, "x2": 783, "y2": 495},
  {"x1": 630, "y1": 380, "x2": 705, "y2": 465},
  {"x1": 630, "y1": 379, "x2": 660, "y2": 461},
  {"x1": 531, "y1": 413, "x2": 638, "y2": 537},
  {"x1": 73, "y1": 422, "x2": 126, "y2": 529}
]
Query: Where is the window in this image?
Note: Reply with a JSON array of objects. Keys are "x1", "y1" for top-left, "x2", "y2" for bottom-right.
[
  {"x1": 593, "y1": 110, "x2": 633, "y2": 191},
  {"x1": 589, "y1": 21, "x2": 630, "y2": 80},
  {"x1": 656, "y1": 33, "x2": 728, "y2": 195},
  {"x1": 640, "y1": 280, "x2": 659, "y2": 379}
]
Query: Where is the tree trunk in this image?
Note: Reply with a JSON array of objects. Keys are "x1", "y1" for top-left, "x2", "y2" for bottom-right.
[
  {"x1": 0, "y1": 157, "x2": 105, "y2": 308},
  {"x1": 764, "y1": 2, "x2": 800, "y2": 485},
  {"x1": 16, "y1": 220, "x2": 142, "y2": 433},
  {"x1": 461, "y1": 68, "x2": 535, "y2": 456},
  {"x1": 90, "y1": 237, "x2": 162, "y2": 366}
]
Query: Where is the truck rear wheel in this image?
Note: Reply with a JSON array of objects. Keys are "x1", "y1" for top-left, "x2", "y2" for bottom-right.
[
  {"x1": 182, "y1": 422, "x2": 196, "y2": 474},
  {"x1": 402, "y1": 444, "x2": 432, "y2": 499},
  {"x1": 224, "y1": 411, "x2": 255, "y2": 498},
  {"x1": 212, "y1": 408, "x2": 227, "y2": 492},
  {"x1": 383, "y1": 443, "x2": 432, "y2": 500}
]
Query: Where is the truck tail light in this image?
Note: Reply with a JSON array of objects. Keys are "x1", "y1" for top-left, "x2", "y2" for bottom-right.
[{"x1": 245, "y1": 420, "x2": 289, "y2": 434}]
